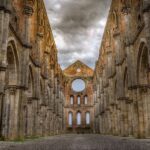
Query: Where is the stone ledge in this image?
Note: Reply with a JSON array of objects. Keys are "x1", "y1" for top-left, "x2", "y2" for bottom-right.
[
  {"x1": 128, "y1": 84, "x2": 150, "y2": 90},
  {"x1": 0, "y1": 6, "x2": 11, "y2": 14}
]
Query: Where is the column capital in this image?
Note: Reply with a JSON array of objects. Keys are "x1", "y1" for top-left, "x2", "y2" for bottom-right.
[
  {"x1": 23, "y1": 0, "x2": 35, "y2": 16},
  {"x1": 10, "y1": 87, "x2": 16, "y2": 95},
  {"x1": 121, "y1": 6, "x2": 131, "y2": 15},
  {"x1": 113, "y1": 28, "x2": 120, "y2": 37},
  {"x1": 143, "y1": 1, "x2": 150, "y2": 13}
]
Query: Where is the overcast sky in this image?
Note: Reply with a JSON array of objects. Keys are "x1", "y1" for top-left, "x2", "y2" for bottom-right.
[{"x1": 44, "y1": 0, "x2": 112, "y2": 69}]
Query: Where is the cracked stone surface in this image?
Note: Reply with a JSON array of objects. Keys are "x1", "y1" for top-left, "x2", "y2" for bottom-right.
[{"x1": 0, "y1": 134, "x2": 150, "y2": 150}]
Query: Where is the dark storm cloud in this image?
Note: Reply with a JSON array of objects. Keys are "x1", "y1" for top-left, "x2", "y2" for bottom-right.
[{"x1": 44, "y1": 0, "x2": 112, "y2": 69}]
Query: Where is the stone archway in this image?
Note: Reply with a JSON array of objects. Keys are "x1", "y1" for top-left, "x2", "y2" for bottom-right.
[
  {"x1": 24, "y1": 66, "x2": 34, "y2": 138},
  {"x1": 137, "y1": 42, "x2": 149, "y2": 138},
  {"x1": 2, "y1": 40, "x2": 19, "y2": 139}
]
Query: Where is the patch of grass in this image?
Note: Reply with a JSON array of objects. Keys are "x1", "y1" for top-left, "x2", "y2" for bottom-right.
[
  {"x1": 12, "y1": 138, "x2": 24, "y2": 143},
  {"x1": 0, "y1": 136, "x2": 5, "y2": 141},
  {"x1": 25, "y1": 136, "x2": 41, "y2": 141}
]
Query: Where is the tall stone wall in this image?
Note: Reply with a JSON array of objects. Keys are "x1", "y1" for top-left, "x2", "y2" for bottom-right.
[
  {"x1": 93, "y1": 0, "x2": 150, "y2": 138},
  {"x1": 63, "y1": 61, "x2": 94, "y2": 133},
  {"x1": 0, "y1": 0, "x2": 64, "y2": 140}
]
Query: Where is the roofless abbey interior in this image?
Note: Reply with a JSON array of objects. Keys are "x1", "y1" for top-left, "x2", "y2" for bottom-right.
[{"x1": 0, "y1": 0, "x2": 150, "y2": 141}]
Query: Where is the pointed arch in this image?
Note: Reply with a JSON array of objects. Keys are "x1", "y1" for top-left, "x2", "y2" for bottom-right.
[
  {"x1": 70, "y1": 95, "x2": 74, "y2": 105},
  {"x1": 124, "y1": 67, "x2": 129, "y2": 97},
  {"x1": 77, "y1": 95, "x2": 81, "y2": 105},
  {"x1": 85, "y1": 112, "x2": 90, "y2": 125},
  {"x1": 27, "y1": 66, "x2": 34, "y2": 97},
  {"x1": 76, "y1": 111, "x2": 81, "y2": 125},
  {"x1": 137, "y1": 42, "x2": 149, "y2": 85},
  {"x1": 84, "y1": 95, "x2": 88, "y2": 105},
  {"x1": 68, "y1": 111, "x2": 73, "y2": 126},
  {"x1": 6, "y1": 40, "x2": 19, "y2": 86},
  {"x1": 112, "y1": 10, "x2": 119, "y2": 29}
]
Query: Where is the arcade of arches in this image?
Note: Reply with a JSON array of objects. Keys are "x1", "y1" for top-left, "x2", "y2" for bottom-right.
[{"x1": 0, "y1": 0, "x2": 150, "y2": 140}]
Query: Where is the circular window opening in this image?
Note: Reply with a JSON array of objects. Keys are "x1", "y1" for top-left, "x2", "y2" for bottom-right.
[
  {"x1": 72, "y1": 79, "x2": 85, "y2": 92},
  {"x1": 77, "y1": 68, "x2": 81, "y2": 73}
]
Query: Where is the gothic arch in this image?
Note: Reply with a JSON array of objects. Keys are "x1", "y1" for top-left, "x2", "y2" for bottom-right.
[
  {"x1": 68, "y1": 111, "x2": 73, "y2": 126},
  {"x1": 84, "y1": 95, "x2": 88, "y2": 104},
  {"x1": 137, "y1": 42, "x2": 149, "y2": 85},
  {"x1": 124, "y1": 67, "x2": 129, "y2": 97},
  {"x1": 27, "y1": 66, "x2": 34, "y2": 97},
  {"x1": 40, "y1": 79, "x2": 44, "y2": 103},
  {"x1": 6, "y1": 40, "x2": 19, "y2": 86},
  {"x1": 77, "y1": 95, "x2": 81, "y2": 105},
  {"x1": 76, "y1": 111, "x2": 81, "y2": 126},
  {"x1": 85, "y1": 111, "x2": 90, "y2": 125},
  {"x1": 112, "y1": 10, "x2": 119, "y2": 30},
  {"x1": 70, "y1": 95, "x2": 74, "y2": 105}
]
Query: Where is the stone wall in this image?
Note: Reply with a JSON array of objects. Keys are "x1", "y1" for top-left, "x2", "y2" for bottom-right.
[
  {"x1": 63, "y1": 61, "x2": 94, "y2": 133},
  {"x1": 0, "y1": 0, "x2": 64, "y2": 140},
  {"x1": 93, "y1": 0, "x2": 150, "y2": 138}
]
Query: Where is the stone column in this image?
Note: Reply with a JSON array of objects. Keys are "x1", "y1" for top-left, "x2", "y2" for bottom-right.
[
  {"x1": 143, "y1": 1, "x2": 150, "y2": 67},
  {"x1": 117, "y1": 105, "x2": 121, "y2": 135},
  {"x1": 0, "y1": 94, "x2": 4, "y2": 136},
  {"x1": 119, "y1": 99, "x2": 125, "y2": 136},
  {"x1": 137, "y1": 89, "x2": 145, "y2": 138},
  {"x1": 32, "y1": 99, "x2": 38, "y2": 137},
  {"x1": 143, "y1": 1, "x2": 150, "y2": 138},
  {"x1": 141, "y1": 88, "x2": 149, "y2": 138},
  {"x1": 16, "y1": 0, "x2": 34, "y2": 139},
  {"x1": 132, "y1": 99, "x2": 139, "y2": 138},
  {"x1": 114, "y1": 105, "x2": 119, "y2": 136},
  {"x1": 0, "y1": 1, "x2": 11, "y2": 138},
  {"x1": 10, "y1": 88, "x2": 20, "y2": 139},
  {"x1": 2, "y1": 87, "x2": 20, "y2": 140},
  {"x1": 126, "y1": 99, "x2": 133, "y2": 137},
  {"x1": 26, "y1": 100, "x2": 33, "y2": 137},
  {"x1": 122, "y1": 100, "x2": 128, "y2": 137}
]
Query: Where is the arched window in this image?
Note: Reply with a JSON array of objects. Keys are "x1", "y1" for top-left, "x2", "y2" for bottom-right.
[
  {"x1": 84, "y1": 96, "x2": 88, "y2": 104},
  {"x1": 77, "y1": 112, "x2": 81, "y2": 125},
  {"x1": 77, "y1": 96, "x2": 80, "y2": 105},
  {"x1": 86, "y1": 112, "x2": 90, "y2": 125},
  {"x1": 70, "y1": 96, "x2": 74, "y2": 105},
  {"x1": 68, "y1": 112, "x2": 73, "y2": 126}
]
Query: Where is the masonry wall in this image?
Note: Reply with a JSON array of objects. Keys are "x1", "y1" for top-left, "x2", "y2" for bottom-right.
[
  {"x1": 0, "y1": 0, "x2": 64, "y2": 140},
  {"x1": 93, "y1": 0, "x2": 150, "y2": 138},
  {"x1": 63, "y1": 61, "x2": 94, "y2": 133}
]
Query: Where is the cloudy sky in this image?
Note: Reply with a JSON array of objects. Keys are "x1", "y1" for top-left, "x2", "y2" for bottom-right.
[{"x1": 44, "y1": 0, "x2": 112, "y2": 69}]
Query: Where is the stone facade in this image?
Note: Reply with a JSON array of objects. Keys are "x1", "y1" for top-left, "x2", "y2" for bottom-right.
[
  {"x1": 93, "y1": 0, "x2": 150, "y2": 138},
  {"x1": 0, "y1": 0, "x2": 64, "y2": 140},
  {"x1": 63, "y1": 61, "x2": 94, "y2": 133}
]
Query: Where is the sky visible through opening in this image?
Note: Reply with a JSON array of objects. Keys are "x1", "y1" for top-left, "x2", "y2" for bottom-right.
[{"x1": 44, "y1": 0, "x2": 112, "y2": 69}]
